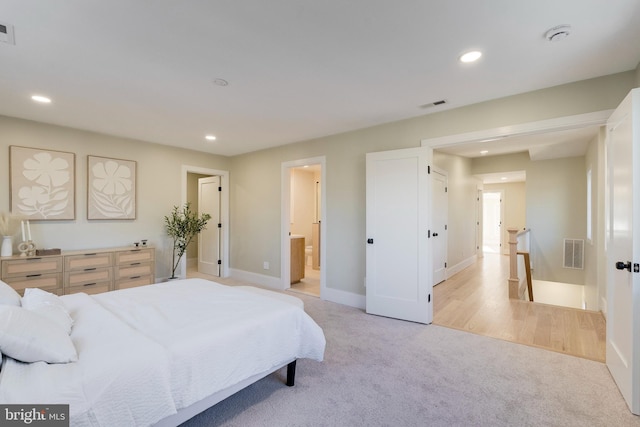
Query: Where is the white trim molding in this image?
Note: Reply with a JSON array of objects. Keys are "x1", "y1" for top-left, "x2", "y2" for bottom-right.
[
  {"x1": 421, "y1": 110, "x2": 613, "y2": 148},
  {"x1": 229, "y1": 268, "x2": 283, "y2": 290}
]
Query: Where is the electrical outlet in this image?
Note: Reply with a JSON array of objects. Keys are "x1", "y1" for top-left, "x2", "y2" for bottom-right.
[{"x1": 263, "y1": 261, "x2": 269, "y2": 270}]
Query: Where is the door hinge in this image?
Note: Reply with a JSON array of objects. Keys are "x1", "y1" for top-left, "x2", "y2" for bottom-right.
[
  {"x1": 217, "y1": 260, "x2": 222, "y2": 265},
  {"x1": 218, "y1": 223, "x2": 222, "y2": 228},
  {"x1": 218, "y1": 186, "x2": 222, "y2": 191},
  {"x1": 444, "y1": 262, "x2": 447, "y2": 268},
  {"x1": 428, "y1": 165, "x2": 431, "y2": 174},
  {"x1": 444, "y1": 224, "x2": 447, "y2": 230},
  {"x1": 445, "y1": 186, "x2": 448, "y2": 193},
  {"x1": 428, "y1": 294, "x2": 431, "y2": 303},
  {"x1": 428, "y1": 230, "x2": 431, "y2": 238}
]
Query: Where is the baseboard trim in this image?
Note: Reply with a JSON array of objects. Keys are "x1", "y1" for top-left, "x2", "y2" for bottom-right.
[
  {"x1": 229, "y1": 268, "x2": 283, "y2": 290},
  {"x1": 323, "y1": 286, "x2": 365, "y2": 310},
  {"x1": 446, "y1": 254, "x2": 478, "y2": 278}
]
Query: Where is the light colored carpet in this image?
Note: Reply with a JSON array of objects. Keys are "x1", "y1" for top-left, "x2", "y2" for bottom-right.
[{"x1": 180, "y1": 290, "x2": 640, "y2": 427}]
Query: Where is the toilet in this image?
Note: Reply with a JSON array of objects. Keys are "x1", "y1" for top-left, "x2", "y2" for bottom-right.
[{"x1": 305, "y1": 245, "x2": 313, "y2": 266}]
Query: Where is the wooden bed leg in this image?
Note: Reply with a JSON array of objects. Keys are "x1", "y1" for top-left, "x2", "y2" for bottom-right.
[{"x1": 286, "y1": 360, "x2": 297, "y2": 387}]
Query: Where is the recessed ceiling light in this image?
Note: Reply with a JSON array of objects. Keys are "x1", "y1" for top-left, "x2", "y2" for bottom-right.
[
  {"x1": 480, "y1": 150, "x2": 489, "y2": 155},
  {"x1": 459, "y1": 51, "x2": 482, "y2": 63},
  {"x1": 545, "y1": 25, "x2": 572, "y2": 42},
  {"x1": 31, "y1": 95, "x2": 52, "y2": 103},
  {"x1": 213, "y1": 78, "x2": 229, "y2": 87},
  {"x1": 205, "y1": 135, "x2": 216, "y2": 141}
]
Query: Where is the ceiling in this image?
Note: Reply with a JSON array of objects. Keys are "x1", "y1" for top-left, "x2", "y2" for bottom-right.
[{"x1": 1, "y1": 1, "x2": 639, "y2": 157}]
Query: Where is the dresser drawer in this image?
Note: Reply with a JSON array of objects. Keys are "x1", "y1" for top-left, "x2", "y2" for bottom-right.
[
  {"x1": 115, "y1": 263, "x2": 153, "y2": 280},
  {"x1": 2, "y1": 256, "x2": 63, "y2": 277},
  {"x1": 65, "y1": 282, "x2": 111, "y2": 295},
  {"x1": 116, "y1": 248, "x2": 154, "y2": 266},
  {"x1": 116, "y1": 275, "x2": 154, "y2": 290},
  {"x1": 65, "y1": 267, "x2": 112, "y2": 287},
  {"x1": 65, "y1": 252, "x2": 113, "y2": 271},
  {"x1": 3, "y1": 273, "x2": 63, "y2": 294}
]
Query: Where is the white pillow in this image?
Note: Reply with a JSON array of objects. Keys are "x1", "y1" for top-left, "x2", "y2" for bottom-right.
[
  {"x1": 0, "y1": 305, "x2": 78, "y2": 364},
  {"x1": 22, "y1": 288, "x2": 74, "y2": 335},
  {"x1": 0, "y1": 280, "x2": 21, "y2": 306}
]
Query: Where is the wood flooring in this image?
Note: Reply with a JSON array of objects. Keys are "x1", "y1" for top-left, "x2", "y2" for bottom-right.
[{"x1": 433, "y1": 254, "x2": 607, "y2": 362}]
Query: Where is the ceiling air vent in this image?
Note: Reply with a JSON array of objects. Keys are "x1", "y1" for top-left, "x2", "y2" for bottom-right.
[
  {"x1": 419, "y1": 100, "x2": 447, "y2": 109},
  {"x1": 563, "y1": 238, "x2": 584, "y2": 269},
  {"x1": 0, "y1": 22, "x2": 15, "y2": 45}
]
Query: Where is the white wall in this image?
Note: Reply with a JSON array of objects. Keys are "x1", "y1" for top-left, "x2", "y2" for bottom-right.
[{"x1": 0, "y1": 116, "x2": 230, "y2": 279}]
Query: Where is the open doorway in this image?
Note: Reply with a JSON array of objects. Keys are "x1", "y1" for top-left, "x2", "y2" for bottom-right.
[
  {"x1": 482, "y1": 191, "x2": 502, "y2": 254},
  {"x1": 181, "y1": 165, "x2": 229, "y2": 280},
  {"x1": 281, "y1": 156, "x2": 326, "y2": 299}
]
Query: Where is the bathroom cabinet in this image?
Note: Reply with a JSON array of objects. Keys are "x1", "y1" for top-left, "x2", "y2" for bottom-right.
[{"x1": 290, "y1": 235, "x2": 305, "y2": 284}]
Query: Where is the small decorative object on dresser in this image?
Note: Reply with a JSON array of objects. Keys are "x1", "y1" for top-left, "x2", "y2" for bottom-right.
[
  {"x1": 0, "y1": 212, "x2": 22, "y2": 257},
  {"x1": 164, "y1": 203, "x2": 211, "y2": 279}
]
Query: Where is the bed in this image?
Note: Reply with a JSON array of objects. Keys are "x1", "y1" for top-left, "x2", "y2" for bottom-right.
[{"x1": 0, "y1": 278, "x2": 326, "y2": 426}]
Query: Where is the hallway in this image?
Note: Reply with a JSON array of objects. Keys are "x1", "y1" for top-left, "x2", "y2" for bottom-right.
[{"x1": 433, "y1": 254, "x2": 606, "y2": 362}]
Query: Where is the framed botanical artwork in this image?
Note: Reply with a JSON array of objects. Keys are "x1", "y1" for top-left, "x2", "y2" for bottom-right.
[
  {"x1": 87, "y1": 155, "x2": 136, "y2": 220},
  {"x1": 10, "y1": 145, "x2": 76, "y2": 220}
]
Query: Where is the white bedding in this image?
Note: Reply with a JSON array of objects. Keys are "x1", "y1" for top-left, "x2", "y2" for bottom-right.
[{"x1": 0, "y1": 279, "x2": 326, "y2": 427}]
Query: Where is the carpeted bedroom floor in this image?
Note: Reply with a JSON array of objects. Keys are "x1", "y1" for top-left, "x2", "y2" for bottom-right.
[{"x1": 180, "y1": 288, "x2": 640, "y2": 427}]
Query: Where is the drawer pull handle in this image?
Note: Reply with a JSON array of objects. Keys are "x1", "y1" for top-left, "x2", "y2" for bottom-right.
[
  {"x1": 130, "y1": 276, "x2": 141, "y2": 279},
  {"x1": 84, "y1": 253, "x2": 97, "y2": 256},
  {"x1": 130, "y1": 249, "x2": 141, "y2": 252},
  {"x1": 26, "y1": 258, "x2": 42, "y2": 261},
  {"x1": 131, "y1": 262, "x2": 141, "y2": 266},
  {"x1": 26, "y1": 273, "x2": 42, "y2": 278},
  {"x1": 83, "y1": 283, "x2": 97, "y2": 286},
  {"x1": 84, "y1": 268, "x2": 97, "y2": 271}
]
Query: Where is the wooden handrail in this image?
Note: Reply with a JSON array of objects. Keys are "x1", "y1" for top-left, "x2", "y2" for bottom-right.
[{"x1": 517, "y1": 251, "x2": 534, "y2": 301}]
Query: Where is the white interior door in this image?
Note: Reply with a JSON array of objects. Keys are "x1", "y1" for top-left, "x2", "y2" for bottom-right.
[
  {"x1": 365, "y1": 146, "x2": 432, "y2": 324},
  {"x1": 606, "y1": 88, "x2": 640, "y2": 415},
  {"x1": 432, "y1": 169, "x2": 447, "y2": 285},
  {"x1": 198, "y1": 176, "x2": 221, "y2": 276}
]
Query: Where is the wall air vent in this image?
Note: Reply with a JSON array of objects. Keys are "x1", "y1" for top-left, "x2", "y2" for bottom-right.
[
  {"x1": 563, "y1": 238, "x2": 584, "y2": 269},
  {"x1": 0, "y1": 22, "x2": 16, "y2": 45},
  {"x1": 419, "y1": 100, "x2": 447, "y2": 109}
]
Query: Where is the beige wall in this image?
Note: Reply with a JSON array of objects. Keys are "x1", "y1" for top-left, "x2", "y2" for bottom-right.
[
  {"x1": 0, "y1": 116, "x2": 229, "y2": 279},
  {"x1": 1, "y1": 70, "x2": 635, "y2": 301},
  {"x1": 230, "y1": 72, "x2": 635, "y2": 298}
]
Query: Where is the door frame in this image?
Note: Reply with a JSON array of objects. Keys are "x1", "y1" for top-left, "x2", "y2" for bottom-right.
[
  {"x1": 181, "y1": 165, "x2": 230, "y2": 278},
  {"x1": 281, "y1": 156, "x2": 327, "y2": 298}
]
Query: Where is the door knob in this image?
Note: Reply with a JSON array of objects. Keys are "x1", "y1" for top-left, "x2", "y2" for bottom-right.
[{"x1": 616, "y1": 261, "x2": 632, "y2": 271}]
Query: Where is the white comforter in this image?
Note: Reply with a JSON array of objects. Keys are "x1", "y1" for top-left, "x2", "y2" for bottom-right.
[{"x1": 0, "y1": 279, "x2": 326, "y2": 426}]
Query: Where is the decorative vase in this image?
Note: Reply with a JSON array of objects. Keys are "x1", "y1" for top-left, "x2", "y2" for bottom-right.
[{"x1": 1, "y1": 236, "x2": 13, "y2": 257}]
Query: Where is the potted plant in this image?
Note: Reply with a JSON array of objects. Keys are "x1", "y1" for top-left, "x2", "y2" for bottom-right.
[{"x1": 164, "y1": 203, "x2": 212, "y2": 279}]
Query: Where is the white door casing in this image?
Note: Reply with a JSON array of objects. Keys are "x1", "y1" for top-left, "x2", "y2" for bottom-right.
[
  {"x1": 198, "y1": 176, "x2": 221, "y2": 276},
  {"x1": 605, "y1": 88, "x2": 640, "y2": 415},
  {"x1": 432, "y1": 168, "x2": 447, "y2": 285},
  {"x1": 365, "y1": 146, "x2": 432, "y2": 324}
]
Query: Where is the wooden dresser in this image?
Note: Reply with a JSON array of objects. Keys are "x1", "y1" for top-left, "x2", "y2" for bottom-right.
[{"x1": 1, "y1": 246, "x2": 155, "y2": 296}]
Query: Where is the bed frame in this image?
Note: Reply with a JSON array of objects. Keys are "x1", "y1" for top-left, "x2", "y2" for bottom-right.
[{"x1": 154, "y1": 360, "x2": 296, "y2": 426}]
